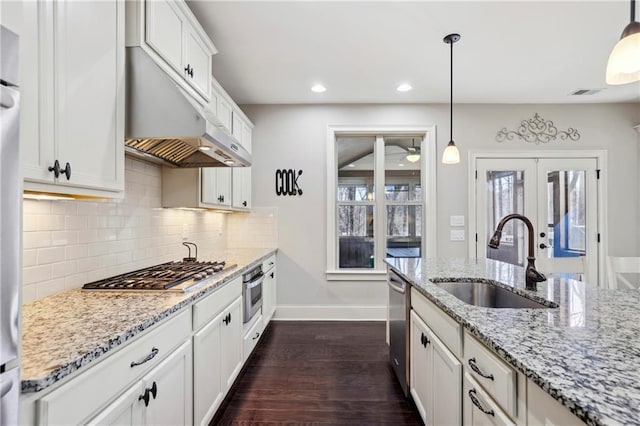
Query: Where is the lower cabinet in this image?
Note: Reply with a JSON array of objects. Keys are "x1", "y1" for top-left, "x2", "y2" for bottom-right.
[
  {"x1": 193, "y1": 296, "x2": 243, "y2": 425},
  {"x1": 88, "y1": 340, "x2": 193, "y2": 425},
  {"x1": 527, "y1": 379, "x2": 582, "y2": 425},
  {"x1": 262, "y1": 259, "x2": 277, "y2": 325},
  {"x1": 410, "y1": 310, "x2": 461, "y2": 425}
]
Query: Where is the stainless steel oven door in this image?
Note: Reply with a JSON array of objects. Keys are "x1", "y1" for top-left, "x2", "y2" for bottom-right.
[{"x1": 243, "y1": 273, "x2": 264, "y2": 323}]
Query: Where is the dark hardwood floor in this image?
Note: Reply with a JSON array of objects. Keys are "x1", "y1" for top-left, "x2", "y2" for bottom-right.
[{"x1": 212, "y1": 321, "x2": 422, "y2": 426}]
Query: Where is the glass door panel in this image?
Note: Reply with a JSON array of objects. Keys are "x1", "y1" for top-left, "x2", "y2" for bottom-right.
[
  {"x1": 536, "y1": 159, "x2": 598, "y2": 282},
  {"x1": 475, "y1": 159, "x2": 537, "y2": 263}
]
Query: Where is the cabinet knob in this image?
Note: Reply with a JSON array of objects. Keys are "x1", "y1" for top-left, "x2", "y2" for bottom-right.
[
  {"x1": 270, "y1": 272, "x2": 274, "y2": 279},
  {"x1": 150, "y1": 381, "x2": 157, "y2": 400},
  {"x1": 539, "y1": 243, "x2": 548, "y2": 249},
  {"x1": 48, "y1": 160, "x2": 61, "y2": 178},
  {"x1": 242, "y1": 201, "x2": 247, "y2": 207},
  {"x1": 138, "y1": 388, "x2": 150, "y2": 407},
  {"x1": 61, "y1": 162, "x2": 71, "y2": 180}
]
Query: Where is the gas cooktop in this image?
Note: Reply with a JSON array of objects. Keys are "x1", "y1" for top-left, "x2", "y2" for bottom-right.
[{"x1": 82, "y1": 260, "x2": 236, "y2": 292}]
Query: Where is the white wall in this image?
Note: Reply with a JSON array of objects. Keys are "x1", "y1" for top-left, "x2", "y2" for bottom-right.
[
  {"x1": 22, "y1": 158, "x2": 229, "y2": 302},
  {"x1": 242, "y1": 103, "x2": 640, "y2": 320}
]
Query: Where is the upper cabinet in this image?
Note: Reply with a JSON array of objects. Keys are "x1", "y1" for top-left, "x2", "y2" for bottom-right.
[
  {"x1": 128, "y1": 0, "x2": 216, "y2": 103},
  {"x1": 21, "y1": 0, "x2": 125, "y2": 197}
]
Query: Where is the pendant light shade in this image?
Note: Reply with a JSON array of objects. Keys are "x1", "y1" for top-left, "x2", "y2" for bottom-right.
[
  {"x1": 442, "y1": 33, "x2": 461, "y2": 164},
  {"x1": 606, "y1": 0, "x2": 640, "y2": 85}
]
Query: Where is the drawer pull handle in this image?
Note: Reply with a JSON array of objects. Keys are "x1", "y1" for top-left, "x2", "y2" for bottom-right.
[
  {"x1": 131, "y1": 347, "x2": 159, "y2": 368},
  {"x1": 468, "y1": 357, "x2": 494, "y2": 381},
  {"x1": 468, "y1": 389, "x2": 495, "y2": 417},
  {"x1": 150, "y1": 381, "x2": 157, "y2": 400},
  {"x1": 252, "y1": 332, "x2": 260, "y2": 340}
]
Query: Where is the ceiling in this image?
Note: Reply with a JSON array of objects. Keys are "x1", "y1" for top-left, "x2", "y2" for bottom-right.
[{"x1": 186, "y1": 1, "x2": 640, "y2": 105}]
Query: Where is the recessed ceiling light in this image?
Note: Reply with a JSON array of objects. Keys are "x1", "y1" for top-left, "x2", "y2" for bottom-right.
[
  {"x1": 311, "y1": 84, "x2": 326, "y2": 93},
  {"x1": 397, "y1": 83, "x2": 412, "y2": 92},
  {"x1": 398, "y1": 163, "x2": 405, "y2": 167}
]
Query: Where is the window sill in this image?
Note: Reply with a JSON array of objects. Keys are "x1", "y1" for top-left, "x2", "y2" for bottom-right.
[{"x1": 325, "y1": 270, "x2": 388, "y2": 281}]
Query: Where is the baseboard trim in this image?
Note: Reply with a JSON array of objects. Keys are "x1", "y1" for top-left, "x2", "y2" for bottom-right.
[{"x1": 273, "y1": 305, "x2": 386, "y2": 321}]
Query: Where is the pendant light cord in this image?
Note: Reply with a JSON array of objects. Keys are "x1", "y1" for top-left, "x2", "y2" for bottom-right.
[
  {"x1": 450, "y1": 39, "x2": 454, "y2": 143},
  {"x1": 632, "y1": 0, "x2": 636, "y2": 22}
]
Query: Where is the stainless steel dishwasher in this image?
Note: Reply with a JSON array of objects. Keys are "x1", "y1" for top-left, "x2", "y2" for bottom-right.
[{"x1": 388, "y1": 268, "x2": 410, "y2": 397}]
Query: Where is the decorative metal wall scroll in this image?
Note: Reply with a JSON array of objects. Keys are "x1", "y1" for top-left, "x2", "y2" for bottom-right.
[
  {"x1": 275, "y1": 169, "x2": 303, "y2": 196},
  {"x1": 496, "y1": 113, "x2": 580, "y2": 144}
]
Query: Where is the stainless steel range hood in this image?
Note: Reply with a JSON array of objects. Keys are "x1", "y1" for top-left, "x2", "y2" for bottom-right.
[{"x1": 125, "y1": 47, "x2": 250, "y2": 168}]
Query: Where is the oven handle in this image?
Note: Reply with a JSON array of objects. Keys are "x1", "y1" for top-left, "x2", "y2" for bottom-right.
[{"x1": 246, "y1": 274, "x2": 265, "y2": 289}]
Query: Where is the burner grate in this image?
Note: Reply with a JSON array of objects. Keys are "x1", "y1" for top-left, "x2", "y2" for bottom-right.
[{"x1": 82, "y1": 260, "x2": 226, "y2": 290}]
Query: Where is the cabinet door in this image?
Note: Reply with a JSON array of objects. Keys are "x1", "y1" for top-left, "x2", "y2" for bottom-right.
[
  {"x1": 184, "y1": 27, "x2": 211, "y2": 100},
  {"x1": 262, "y1": 267, "x2": 276, "y2": 324},
  {"x1": 53, "y1": 0, "x2": 124, "y2": 191},
  {"x1": 232, "y1": 112, "x2": 243, "y2": 141},
  {"x1": 241, "y1": 123, "x2": 252, "y2": 154},
  {"x1": 145, "y1": 0, "x2": 183, "y2": 73},
  {"x1": 193, "y1": 309, "x2": 225, "y2": 425},
  {"x1": 86, "y1": 383, "x2": 145, "y2": 426},
  {"x1": 232, "y1": 167, "x2": 251, "y2": 209},
  {"x1": 430, "y1": 329, "x2": 462, "y2": 426},
  {"x1": 217, "y1": 96, "x2": 232, "y2": 133},
  {"x1": 410, "y1": 311, "x2": 430, "y2": 423},
  {"x1": 201, "y1": 168, "x2": 231, "y2": 207},
  {"x1": 221, "y1": 297, "x2": 243, "y2": 390},
  {"x1": 142, "y1": 340, "x2": 193, "y2": 426},
  {"x1": 21, "y1": 1, "x2": 54, "y2": 183}
]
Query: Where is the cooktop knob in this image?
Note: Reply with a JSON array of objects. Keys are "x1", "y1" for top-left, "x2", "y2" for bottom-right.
[{"x1": 206, "y1": 268, "x2": 214, "y2": 275}]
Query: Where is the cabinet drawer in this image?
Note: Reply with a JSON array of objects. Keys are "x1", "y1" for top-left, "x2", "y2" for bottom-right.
[
  {"x1": 193, "y1": 276, "x2": 242, "y2": 330},
  {"x1": 262, "y1": 254, "x2": 276, "y2": 272},
  {"x1": 38, "y1": 309, "x2": 191, "y2": 425},
  {"x1": 411, "y1": 287, "x2": 461, "y2": 357},
  {"x1": 243, "y1": 314, "x2": 264, "y2": 361},
  {"x1": 464, "y1": 331, "x2": 517, "y2": 418},
  {"x1": 463, "y1": 372, "x2": 514, "y2": 426}
]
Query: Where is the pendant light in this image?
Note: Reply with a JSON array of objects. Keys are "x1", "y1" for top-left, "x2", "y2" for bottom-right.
[
  {"x1": 606, "y1": 0, "x2": 640, "y2": 85},
  {"x1": 442, "y1": 33, "x2": 461, "y2": 164},
  {"x1": 406, "y1": 138, "x2": 420, "y2": 163}
]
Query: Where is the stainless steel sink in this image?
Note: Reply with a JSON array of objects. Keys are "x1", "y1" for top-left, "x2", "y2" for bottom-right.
[{"x1": 434, "y1": 281, "x2": 552, "y2": 309}]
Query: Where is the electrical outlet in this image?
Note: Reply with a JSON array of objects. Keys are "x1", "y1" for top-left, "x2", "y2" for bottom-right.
[
  {"x1": 450, "y1": 215, "x2": 465, "y2": 227},
  {"x1": 450, "y1": 229, "x2": 465, "y2": 241},
  {"x1": 182, "y1": 224, "x2": 189, "y2": 240}
]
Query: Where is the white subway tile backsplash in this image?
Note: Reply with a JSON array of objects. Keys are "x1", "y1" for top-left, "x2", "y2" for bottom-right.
[{"x1": 22, "y1": 158, "x2": 230, "y2": 303}]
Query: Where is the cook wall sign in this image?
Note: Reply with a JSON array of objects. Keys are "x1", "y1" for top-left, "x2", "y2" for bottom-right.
[{"x1": 275, "y1": 169, "x2": 303, "y2": 196}]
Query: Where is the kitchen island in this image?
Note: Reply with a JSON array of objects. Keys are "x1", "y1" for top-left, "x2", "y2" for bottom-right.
[{"x1": 386, "y1": 257, "x2": 640, "y2": 426}]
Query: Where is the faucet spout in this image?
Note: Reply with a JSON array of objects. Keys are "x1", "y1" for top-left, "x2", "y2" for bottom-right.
[{"x1": 488, "y1": 214, "x2": 546, "y2": 291}]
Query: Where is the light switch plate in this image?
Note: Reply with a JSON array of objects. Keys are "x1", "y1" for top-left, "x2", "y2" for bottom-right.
[
  {"x1": 450, "y1": 215, "x2": 465, "y2": 227},
  {"x1": 450, "y1": 229, "x2": 465, "y2": 241}
]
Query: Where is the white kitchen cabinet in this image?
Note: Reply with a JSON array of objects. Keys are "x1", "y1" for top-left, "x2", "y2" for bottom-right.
[
  {"x1": 88, "y1": 340, "x2": 192, "y2": 426},
  {"x1": 211, "y1": 79, "x2": 233, "y2": 132},
  {"x1": 232, "y1": 167, "x2": 252, "y2": 209},
  {"x1": 192, "y1": 287, "x2": 243, "y2": 425},
  {"x1": 262, "y1": 255, "x2": 277, "y2": 324},
  {"x1": 161, "y1": 167, "x2": 231, "y2": 209},
  {"x1": 142, "y1": 340, "x2": 193, "y2": 425},
  {"x1": 21, "y1": 0, "x2": 124, "y2": 197},
  {"x1": 527, "y1": 379, "x2": 581, "y2": 425},
  {"x1": 410, "y1": 310, "x2": 461, "y2": 426},
  {"x1": 37, "y1": 310, "x2": 191, "y2": 425},
  {"x1": 243, "y1": 314, "x2": 264, "y2": 362},
  {"x1": 139, "y1": 0, "x2": 215, "y2": 101}
]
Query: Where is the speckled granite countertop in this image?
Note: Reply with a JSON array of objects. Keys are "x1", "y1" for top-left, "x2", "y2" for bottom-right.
[
  {"x1": 21, "y1": 248, "x2": 276, "y2": 393},
  {"x1": 385, "y1": 257, "x2": 640, "y2": 426}
]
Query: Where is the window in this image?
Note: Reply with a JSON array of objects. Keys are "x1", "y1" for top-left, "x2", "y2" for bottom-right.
[{"x1": 326, "y1": 127, "x2": 436, "y2": 280}]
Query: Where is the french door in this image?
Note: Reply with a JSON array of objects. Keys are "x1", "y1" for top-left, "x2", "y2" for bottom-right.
[{"x1": 474, "y1": 157, "x2": 600, "y2": 284}]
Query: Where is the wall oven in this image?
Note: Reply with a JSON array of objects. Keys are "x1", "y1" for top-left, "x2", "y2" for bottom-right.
[{"x1": 242, "y1": 265, "x2": 264, "y2": 324}]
